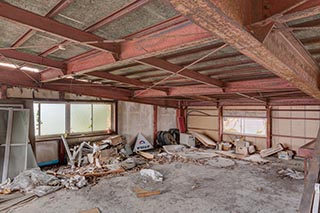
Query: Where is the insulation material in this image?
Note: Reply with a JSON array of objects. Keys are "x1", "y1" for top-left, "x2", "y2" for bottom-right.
[
  {"x1": 53, "y1": 0, "x2": 131, "y2": 30},
  {"x1": 4, "y1": 0, "x2": 61, "y2": 16},
  {"x1": 0, "y1": 19, "x2": 29, "y2": 48},
  {"x1": 93, "y1": 0, "x2": 178, "y2": 39}
]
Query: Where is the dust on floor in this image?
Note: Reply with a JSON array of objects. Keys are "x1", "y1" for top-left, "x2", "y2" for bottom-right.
[{"x1": 10, "y1": 158, "x2": 304, "y2": 213}]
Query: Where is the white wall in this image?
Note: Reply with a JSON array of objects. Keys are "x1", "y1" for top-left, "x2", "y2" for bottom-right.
[
  {"x1": 118, "y1": 101, "x2": 154, "y2": 144},
  {"x1": 157, "y1": 107, "x2": 177, "y2": 131},
  {"x1": 117, "y1": 102, "x2": 177, "y2": 144}
]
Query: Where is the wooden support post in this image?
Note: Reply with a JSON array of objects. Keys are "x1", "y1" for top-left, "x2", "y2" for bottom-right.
[
  {"x1": 299, "y1": 126, "x2": 320, "y2": 212},
  {"x1": 218, "y1": 106, "x2": 223, "y2": 142},
  {"x1": 176, "y1": 107, "x2": 187, "y2": 133},
  {"x1": 2, "y1": 109, "x2": 13, "y2": 182},
  {"x1": 266, "y1": 106, "x2": 272, "y2": 148},
  {"x1": 1, "y1": 85, "x2": 7, "y2": 100},
  {"x1": 24, "y1": 100, "x2": 36, "y2": 156},
  {"x1": 153, "y1": 105, "x2": 158, "y2": 143}
]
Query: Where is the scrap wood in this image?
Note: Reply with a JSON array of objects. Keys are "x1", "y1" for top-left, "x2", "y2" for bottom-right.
[
  {"x1": 133, "y1": 187, "x2": 161, "y2": 198},
  {"x1": 80, "y1": 207, "x2": 100, "y2": 213},
  {"x1": 215, "y1": 151, "x2": 269, "y2": 164},
  {"x1": 82, "y1": 168, "x2": 125, "y2": 177},
  {"x1": 260, "y1": 143, "x2": 284, "y2": 158},
  {"x1": 138, "y1": 151, "x2": 154, "y2": 159},
  {"x1": 0, "y1": 193, "x2": 36, "y2": 212},
  {"x1": 0, "y1": 192, "x2": 24, "y2": 203},
  {"x1": 192, "y1": 132, "x2": 216, "y2": 147}
]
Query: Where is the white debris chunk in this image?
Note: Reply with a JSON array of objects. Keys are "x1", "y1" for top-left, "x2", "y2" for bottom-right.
[
  {"x1": 278, "y1": 168, "x2": 304, "y2": 180},
  {"x1": 140, "y1": 169, "x2": 163, "y2": 182}
]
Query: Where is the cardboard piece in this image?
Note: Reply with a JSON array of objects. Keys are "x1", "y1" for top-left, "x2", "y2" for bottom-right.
[{"x1": 133, "y1": 133, "x2": 153, "y2": 152}]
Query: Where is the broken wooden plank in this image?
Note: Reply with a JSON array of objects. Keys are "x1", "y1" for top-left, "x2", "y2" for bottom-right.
[
  {"x1": 0, "y1": 193, "x2": 36, "y2": 212},
  {"x1": 192, "y1": 132, "x2": 216, "y2": 147},
  {"x1": 133, "y1": 187, "x2": 161, "y2": 198},
  {"x1": 82, "y1": 168, "x2": 125, "y2": 177},
  {"x1": 260, "y1": 143, "x2": 284, "y2": 158},
  {"x1": 138, "y1": 151, "x2": 154, "y2": 159},
  {"x1": 80, "y1": 207, "x2": 100, "y2": 213}
]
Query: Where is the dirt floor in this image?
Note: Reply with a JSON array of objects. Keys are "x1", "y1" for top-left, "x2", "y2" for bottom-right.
[{"x1": 9, "y1": 157, "x2": 304, "y2": 213}]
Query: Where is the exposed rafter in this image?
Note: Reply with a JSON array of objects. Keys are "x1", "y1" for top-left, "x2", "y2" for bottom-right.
[
  {"x1": 133, "y1": 78, "x2": 294, "y2": 98},
  {"x1": 138, "y1": 57, "x2": 224, "y2": 88},
  {"x1": 0, "y1": 68, "x2": 178, "y2": 107},
  {"x1": 38, "y1": 17, "x2": 216, "y2": 82},
  {"x1": 0, "y1": 2, "x2": 118, "y2": 54},
  {"x1": 168, "y1": 0, "x2": 320, "y2": 100},
  {"x1": 0, "y1": 49, "x2": 66, "y2": 70},
  {"x1": 11, "y1": 0, "x2": 75, "y2": 48}
]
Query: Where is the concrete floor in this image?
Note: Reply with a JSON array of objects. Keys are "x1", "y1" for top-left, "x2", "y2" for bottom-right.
[{"x1": 10, "y1": 157, "x2": 304, "y2": 213}]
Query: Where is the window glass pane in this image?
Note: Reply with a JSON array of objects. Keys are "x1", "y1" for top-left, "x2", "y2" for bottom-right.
[
  {"x1": 40, "y1": 104, "x2": 65, "y2": 135},
  {"x1": 33, "y1": 103, "x2": 39, "y2": 136},
  {"x1": 244, "y1": 118, "x2": 266, "y2": 136},
  {"x1": 223, "y1": 117, "x2": 241, "y2": 134},
  {"x1": 71, "y1": 104, "x2": 91, "y2": 133},
  {"x1": 93, "y1": 104, "x2": 111, "y2": 131}
]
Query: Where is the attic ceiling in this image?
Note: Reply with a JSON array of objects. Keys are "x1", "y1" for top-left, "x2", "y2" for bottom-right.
[{"x1": 0, "y1": 0, "x2": 320, "y2": 108}]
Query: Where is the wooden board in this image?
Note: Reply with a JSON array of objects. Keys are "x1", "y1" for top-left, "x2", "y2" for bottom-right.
[
  {"x1": 192, "y1": 132, "x2": 216, "y2": 147},
  {"x1": 80, "y1": 207, "x2": 100, "y2": 213},
  {"x1": 133, "y1": 187, "x2": 161, "y2": 198}
]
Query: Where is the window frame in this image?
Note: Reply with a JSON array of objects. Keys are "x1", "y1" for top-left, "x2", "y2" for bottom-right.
[
  {"x1": 33, "y1": 101, "x2": 115, "y2": 139},
  {"x1": 223, "y1": 116, "x2": 267, "y2": 137}
]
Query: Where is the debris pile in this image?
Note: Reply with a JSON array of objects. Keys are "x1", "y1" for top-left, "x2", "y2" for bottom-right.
[{"x1": 0, "y1": 168, "x2": 61, "y2": 197}]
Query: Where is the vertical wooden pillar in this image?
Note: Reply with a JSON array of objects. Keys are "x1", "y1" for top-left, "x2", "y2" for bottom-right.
[
  {"x1": 114, "y1": 101, "x2": 118, "y2": 134},
  {"x1": 266, "y1": 106, "x2": 272, "y2": 148},
  {"x1": 299, "y1": 127, "x2": 320, "y2": 212},
  {"x1": 153, "y1": 105, "x2": 158, "y2": 143},
  {"x1": 1, "y1": 85, "x2": 7, "y2": 99},
  {"x1": 176, "y1": 107, "x2": 187, "y2": 133},
  {"x1": 218, "y1": 106, "x2": 223, "y2": 142},
  {"x1": 24, "y1": 100, "x2": 36, "y2": 156}
]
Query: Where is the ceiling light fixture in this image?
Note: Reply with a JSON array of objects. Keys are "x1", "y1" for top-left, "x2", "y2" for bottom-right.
[{"x1": 0, "y1": 62, "x2": 39, "y2": 72}]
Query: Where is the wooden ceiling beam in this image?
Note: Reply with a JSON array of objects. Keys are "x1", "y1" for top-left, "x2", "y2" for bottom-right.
[
  {"x1": 134, "y1": 78, "x2": 294, "y2": 98},
  {"x1": 0, "y1": 2, "x2": 118, "y2": 54},
  {"x1": 138, "y1": 57, "x2": 224, "y2": 87},
  {"x1": 168, "y1": 0, "x2": 320, "y2": 100}
]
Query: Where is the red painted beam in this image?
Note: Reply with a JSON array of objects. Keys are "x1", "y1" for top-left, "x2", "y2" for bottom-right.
[
  {"x1": 138, "y1": 57, "x2": 224, "y2": 87},
  {"x1": 0, "y1": 2, "x2": 117, "y2": 53},
  {"x1": 124, "y1": 15, "x2": 188, "y2": 39},
  {"x1": 39, "y1": 0, "x2": 148, "y2": 57},
  {"x1": 87, "y1": 71, "x2": 155, "y2": 88},
  {"x1": 0, "y1": 67, "x2": 178, "y2": 107},
  {"x1": 11, "y1": 29, "x2": 35, "y2": 47},
  {"x1": 41, "y1": 20, "x2": 216, "y2": 82},
  {"x1": 40, "y1": 40, "x2": 71, "y2": 57},
  {"x1": 66, "y1": 52, "x2": 117, "y2": 75},
  {"x1": 45, "y1": 0, "x2": 75, "y2": 18},
  {"x1": 11, "y1": 0, "x2": 75, "y2": 48},
  {"x1": 85, "y1": 0, "x2": 150, "y2": 32},
  {"x1": 0, "y1": 49, "x2": 66, "y2": 70},
  {"x1": 134, "y1": 78, "x2": 295, "y2": 97}
]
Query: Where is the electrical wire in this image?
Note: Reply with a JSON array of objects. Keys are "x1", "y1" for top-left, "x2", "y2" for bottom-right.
[{"x1": 133, "y1": 43, "x2": 228, "y2": 97}]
